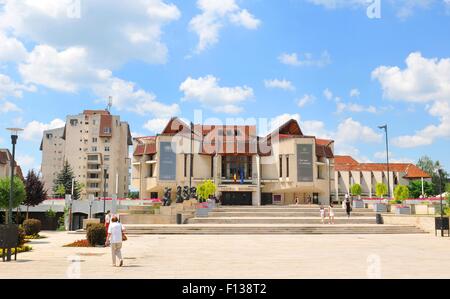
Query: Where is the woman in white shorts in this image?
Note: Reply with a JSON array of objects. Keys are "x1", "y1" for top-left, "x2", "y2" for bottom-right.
[
  {"x1": 320, "y1": 205, "x2": 325, "y2": 224},
  {"x1": 328, "y1": 204, "x2": 335, "y2": 224}
]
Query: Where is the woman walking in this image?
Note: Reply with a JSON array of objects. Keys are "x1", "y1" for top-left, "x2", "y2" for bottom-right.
[
  {"x1": 328, "y1": 204, "x2": 335, "y2": 224},
  {"x1": 344, "y1": 198, "x2": 352, "y2": 218},
  {"x1": 106, "y1": 216, "x2": 126, "y2": 267},
  {"x1": 319, "y1": 205, "x2": 326, "y2": 224}
]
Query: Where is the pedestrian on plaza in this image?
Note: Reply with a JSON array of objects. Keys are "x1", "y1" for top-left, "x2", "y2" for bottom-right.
[
  {"x1": 344, "y1": 197, "x2": 352, "y2": 218},
  {"x1": 319, "y1": 205, "x2": 326, "y2": 224},
  {"x1": 105, "y1": 210, "x2": 111, "y2": 233},
  {"x1": 328, "y1": 204, "x2": 335, "y2": 224},
  {"x1": 295, "y1": 197, "x2": 299, "y2": 205},
  {"x1": 106, "y1": 216, "x2": 127, "y2": 267}
]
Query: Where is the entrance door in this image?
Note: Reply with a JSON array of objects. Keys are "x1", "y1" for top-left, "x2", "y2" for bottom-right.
[
  {"x1": 221, "y1": 192, "x2": 252, "y2": 205},
  {"x1": 261, "y1": 193, "x2": 273, "y2": 205}
]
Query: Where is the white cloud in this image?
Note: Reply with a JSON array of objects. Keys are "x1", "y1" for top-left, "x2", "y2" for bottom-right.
[
  {"x1": 19, "y1": 45, "x2": 179, "y2": 117},
  {"x1": 335, "y1": 118, "x2": 382, "y2": 144},
  {"x1": 0, "y1": 0, "x2": 181, "y2": 67},
  {"x1": 301, "y1": 120, "x2": 332, "y2": 139},
  {"x1": 0, "y1": 74, "x2": 35, "y2": 99},
  {"x1": 180, "y1": 75, "x2": 253, "y2": 114},
  {"x1": 0, "y1": 32, "x2": 28, "y2": 62},
  {"x1": 22, "y1": 118, "x2": 66, "y2": 142},
  {"x1": 278, "y1": 51, "x2": 331, "y2": 67},
  {"x1": 0, "y1": 101, "x2": 21, "y2": 113},
  {"x1": 306, "y1": 0, "x2": 367, "y2": 9},
  {"x1": 297, "y1": 94, "x2": 316, "y2": 108},
  {"x1": 307, "y1": 0, "x2": 437, "y2": 19},
  {"x1": 143, "y1": 118, "x2": 170, "y2": 134},
  {"x1": 16, "y1": 154, "x2": 37, "y2": 171},
  {"x1": 264, "y1": 79, "x2": 295, "y2": 91},
  {"x1": 189, "y1": 0, "x2": 260, "y2": 53},
  {"x1": 350, "y1": 88, "x2": 360, "y2": 97},
  {"x1": 336, "y1": 102, "x2": 377, "y2": 114},
  {"x1": 373, "y1": 52, "x2": 450, "y2": 147},
  {"x1": 374, "y1": 151, "x2": 413, "y2": 163},
  {"x1": 323, "y1": 88, "x2": 334, "y2": 100}
]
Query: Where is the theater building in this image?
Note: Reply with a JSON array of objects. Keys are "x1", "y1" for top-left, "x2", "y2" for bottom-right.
[
  {"x1": 334, "y1": 155, "x2": 431, "y2": 199},
  {"x1": 132, "y1": 118, "x2": 335, "y2": 205}
]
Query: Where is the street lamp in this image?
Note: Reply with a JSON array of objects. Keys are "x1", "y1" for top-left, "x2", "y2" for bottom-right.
[
  {"x1": 103, "y1": 167, "x2": 108, "y2": 223},
  {"x1": 378, "y1": 124, "x2": 391, "y2": 199},
  {"x1": 436, "y1": 167, "x2": 445, "y2": 237},
  {"x1": 6, "y1": 128, "x2": 23, "y2": 225}
]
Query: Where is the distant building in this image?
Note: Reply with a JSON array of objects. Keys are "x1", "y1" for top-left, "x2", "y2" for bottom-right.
[
  {"x1": 132, "y1": 117, "x2": 335, "y2": 205},
  {"x1": 0, "y1": 148, "x2": 24, "y2": 181},
  {"x1": 335, "y1": 155, "x2": 432, "y2": 198},
  {"x1": 40, "y1": 110, "x2": 132, "y2": 199}
]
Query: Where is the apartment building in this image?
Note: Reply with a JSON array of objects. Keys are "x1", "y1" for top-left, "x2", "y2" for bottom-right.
[
  {"x1": 0, "y1": 148, "x2": 24, "y2": 180},
  {"x1": 40, "y1": 110, "x2": 132, "y2": 199},
  {"x1": 335, "y1": 155, "x2": 431, "y2": 198},
  {"x1": 132, "y1": 117, "x2": 335, "y2": 205}
]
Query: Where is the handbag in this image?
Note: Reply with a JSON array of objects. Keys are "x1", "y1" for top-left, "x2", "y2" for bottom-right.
[{"x1": 122, "y1": 232, "x2": 127, "y2": 241}]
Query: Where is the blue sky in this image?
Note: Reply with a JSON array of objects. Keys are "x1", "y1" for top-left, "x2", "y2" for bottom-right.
[{"x1": 0, "y1": 0, "x2": 449, "y2": 174}]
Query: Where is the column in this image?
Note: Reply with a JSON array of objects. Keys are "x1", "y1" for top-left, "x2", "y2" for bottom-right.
[{"x1": 254, "y1": 155, "x2": 261, "y2": 206}]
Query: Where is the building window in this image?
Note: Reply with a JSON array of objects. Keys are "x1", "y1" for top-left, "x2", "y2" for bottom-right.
[
  {"x1": 104, "y1": 155, "x2": 110, "y2": 161},
  {"x1": 92, "y1": 137, "x2": 97, "y2": 143},
  {"x1": 46, "y1": 133, "x2": 53, "y2": 139},
  {"x1": 104, "y1": 127, "x2": 111, "y2": 134},
  {"x1": 211, "y1": 156, "x2": 214, "y2": 178},
  {"x1": 279, "y1": 155, "x2": 283, "y2": 178},
  {"x1": 92, "y1": 146, "x2": 97, "y2": 152},
  {"x1": 286, "y1": 156, "x2": 289, "y2": 177},
  {"x1": 105, "y1": 146, "x2": 110, "y2": 152},
  {"x1": 184, "y1": 154, "x2": 187, "y2": 177},
  {"x1": 70, "y1": 119, "x2": 78, "y2": 126},
  {"x1": 104, "y1": 138, "x2": 110, "y2": 143}
]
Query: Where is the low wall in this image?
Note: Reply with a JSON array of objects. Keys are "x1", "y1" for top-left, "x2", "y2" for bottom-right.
[{"x1": 382, "y1": 214, "x2": 438, "y2": 234}]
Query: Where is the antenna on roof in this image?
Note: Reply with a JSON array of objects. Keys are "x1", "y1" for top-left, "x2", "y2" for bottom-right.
[{"x1": 106, "y1": 96, "x2": 113, "y2": 112}]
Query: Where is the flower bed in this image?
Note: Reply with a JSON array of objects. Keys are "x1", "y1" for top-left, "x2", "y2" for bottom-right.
[
  {"x1": 0, "y1": 245, "x2": 32, "y2": 255},
  {"x1": 63, "y1": 239, "x2": 91, "y2": 247},
  {"x1": 24, "y1": 234, "x2": 47, "y2": 240}
]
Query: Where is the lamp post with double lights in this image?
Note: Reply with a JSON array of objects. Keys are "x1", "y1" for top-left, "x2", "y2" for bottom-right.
[{"x1": 378, "y1": 124, "x2": 391, "y2": 199}]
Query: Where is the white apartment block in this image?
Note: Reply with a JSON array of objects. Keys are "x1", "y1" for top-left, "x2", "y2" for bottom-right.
[{"x1": 40, "y1": 110, "x2": 132, "y2": 199}]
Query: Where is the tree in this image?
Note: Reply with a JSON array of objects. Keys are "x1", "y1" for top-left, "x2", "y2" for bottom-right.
[
  {"x1": 53, "y1": 161, "x2": 80, "y2": 199},
  {"x1": 128, "y1": 191, "x2": 139, "y2": 199},
  {"x1": 196, "y1": 180, "x2": 217, "y2": 203},
  {"x1": 417, "y1": 156, "x2": 449, "y2": 195},
  {"x1": 394, "y1": 185, "x2": 409, "y2": 203},
  {"x1": 0, "y1": 176, "x2": 26, "y2": 224},
  {"x1": 351, "y1": 184, "x2": 362, "y2": 198},
  {"x1": 375, "y1": 183, "x2": 388, "y2": 198},
  {"x1": 408, "y1": 180, "x2": 434, "y2": 198},
  {"x1": 24, "y1": 170, "x2": 48, "y2": 219}
]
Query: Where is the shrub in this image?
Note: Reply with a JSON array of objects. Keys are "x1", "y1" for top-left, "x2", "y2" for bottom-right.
[
  {"x1": 86, "y1": 223, "x2": 106, "y2": 246},
  {"x1": 351, "y1": 184, "x2": 362, "y2": 197},
  {"x1": 394, "y1": 185, "x2": 410, "y2": 202},
  {"x1": 376, "y1": 183, "x2": 388, "y2": 198},
  {"x1": 17, "y1": 226, "x2": 26, "y2": 247},
  {"x1": 23, "y1": 219, "x2": 42, "y2": 236}
]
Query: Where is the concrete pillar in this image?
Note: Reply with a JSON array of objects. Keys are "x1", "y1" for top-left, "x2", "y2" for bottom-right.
[
  {"x1": 64, "y1": 195, "x2": 72, "y2": 231},
  {"x1": 254, "y1": 155, "x2": 261, "y2": 206},
  {"x1": 111, "y1": 194, "x2": 118, "y2": 214}
]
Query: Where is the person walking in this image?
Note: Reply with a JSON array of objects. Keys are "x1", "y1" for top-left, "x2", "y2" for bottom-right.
[
  {"x1": 105, "y1": 210, "x2": 111, "y2": 233},
  {"x1": 328, "y1": 204, "x2": 335, "y2": 224},
  {"x1": 106, "y1": 216, "x2": 126, "y2": 267},
  {"x1": 319, "y1": 205, "x2": 326, "y2": 224},
  {"x1": 344, "y1": 197, "x2": 352, "y2": 218}
]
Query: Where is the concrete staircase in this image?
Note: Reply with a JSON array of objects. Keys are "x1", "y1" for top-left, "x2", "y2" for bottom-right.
[{"x1": 123, "y1": 205, "x2": 426, "y2": 235}]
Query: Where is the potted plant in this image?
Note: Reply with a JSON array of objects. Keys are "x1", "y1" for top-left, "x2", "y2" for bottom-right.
[
  {"x1": 393, "y1": 185, "x2": 411, "y2": 215},
  {"x1": 195, "y1": 180, "x2": 217, "y2": 217},
  {"x1": 373, "y1": 183, "x2": 388, "y2": 212},
  {"x1": 351, "y1": 184, "x2": 364, "y2": 208}
]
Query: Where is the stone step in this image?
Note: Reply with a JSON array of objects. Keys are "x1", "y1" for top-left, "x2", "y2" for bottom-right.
[
  {"x1": 188, "y1": 217, "x2": 376, "y2": 224},
  {"x1": 208, "y1": 212, "x2": 375, "y2": 217},
  {"x1": 123, "y1": 224, "x2": 425, "y2": 235},
  {"x1": 213, "y1": 208, "x2": 372, "y2": 213}
]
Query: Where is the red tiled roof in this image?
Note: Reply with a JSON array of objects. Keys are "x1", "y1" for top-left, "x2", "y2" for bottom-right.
[
  {"x1": 316, "y1": 144, "x2": 334, "y2": 159},
  {"x1": 99, "y1": 115, "x2": 112, "y2": 137},
  {"x1": 133, "y1": 144, "x2": 145, "y2": 156},
  {"x1": 144, "y1": 143, "x2": 157, "y2": 155},
  {"x1": 335, "y1": 155, "x2": 431, "y2": 179}
]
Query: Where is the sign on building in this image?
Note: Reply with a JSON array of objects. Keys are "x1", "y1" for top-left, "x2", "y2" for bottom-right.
[
  {"x1": 159, "y1": 142, "x2": 176, "y2": 181},
  {"x1": 297, "y1": 144, "x2": 313, "y2": 182}
]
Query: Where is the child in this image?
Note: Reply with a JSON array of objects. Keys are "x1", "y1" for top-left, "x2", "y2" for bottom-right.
[{"x1": 320, "y1": 205, "x2": 325, "y2": 224}]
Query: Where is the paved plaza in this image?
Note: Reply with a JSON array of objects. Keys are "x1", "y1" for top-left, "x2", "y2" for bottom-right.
[{"x1": 1, "y1": 231, "x2": 450, "y2": 279}]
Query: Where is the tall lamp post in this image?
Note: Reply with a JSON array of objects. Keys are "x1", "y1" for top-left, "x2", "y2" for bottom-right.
[
  {"x1": 103, "y1": 168, "x2": 108, "y2": 223},
  {"x1": 436, "y1": 167, "x2": 445, "y2": 237},
  {"x1": 378, "y1": 124, "x2": 391, "y2": 199},
  {"x1": 6, "y1": 128, "x2": 23, "y2": 225}
]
